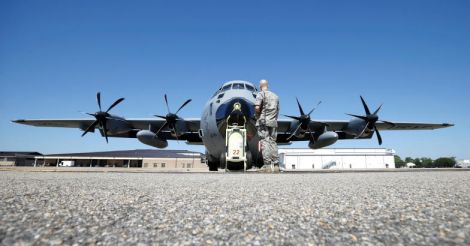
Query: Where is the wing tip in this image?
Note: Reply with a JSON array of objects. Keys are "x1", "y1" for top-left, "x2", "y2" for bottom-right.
[
  {"x1": 12, "y1": 119, "x2": 26, "y2": 123},
  {"x1": 442, "y1": 123, "x2": 454, "y2": 127}
]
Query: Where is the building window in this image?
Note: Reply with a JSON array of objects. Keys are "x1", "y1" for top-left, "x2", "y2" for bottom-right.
[
  {"x1": 187, "y1": 163, "x2": 192, "y2": 168},
  {"x1": 153, "y1": 163, "x2": 158, "y2": 168},
  {"x1": 312, "y1": 164, "x2": 315, "y2": 169},
  {"x1": 144, "y1": 163, "x2": 148, "y2": 168},
  {"x1": 161, "y1": 163, "x2": 165, "y2": 168},
  {"x1": 292, "y1": 164, "x2": 296, "y2": 170}
]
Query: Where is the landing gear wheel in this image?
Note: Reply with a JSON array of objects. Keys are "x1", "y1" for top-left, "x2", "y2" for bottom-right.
[
  {"x1": 219, "y1": 153, "x2": 226, "y2": 170},
  {"x1": 246, "y1": 151, "x2": 253, "y2": 170}
]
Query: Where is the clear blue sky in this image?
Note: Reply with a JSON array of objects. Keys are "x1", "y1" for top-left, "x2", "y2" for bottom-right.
[{"x1": 1, "y1": 1, "x2": 469, "y2": 159}]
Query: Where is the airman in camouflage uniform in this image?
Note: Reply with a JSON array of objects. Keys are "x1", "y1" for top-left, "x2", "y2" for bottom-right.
[{"x1": 255, "y1": 79, "x2": 280, "y2": 172}]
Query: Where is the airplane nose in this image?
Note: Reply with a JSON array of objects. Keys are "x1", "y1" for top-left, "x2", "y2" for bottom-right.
[{"x1": 215, "y1": 98, "x2": 255, "y2": 124}]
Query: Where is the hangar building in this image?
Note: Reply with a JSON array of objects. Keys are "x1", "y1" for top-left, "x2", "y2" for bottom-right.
[
  {"x1": 34, "y1": 149, "x2": 207, "y2": 170},
  {"x1": 279, "y1": 148, "x2": 396, "y2": 170},
  {"x1": 0, "y1": 151, "x2": 42, "y2": 166}
]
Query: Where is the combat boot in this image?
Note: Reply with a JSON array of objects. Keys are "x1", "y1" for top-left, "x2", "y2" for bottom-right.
[
  {"x1": 257, "y1": 165, "x2": 272, "y2": 173},
  {"x1": 272, "y1": 164, "x2": 280, "y2": 173}
]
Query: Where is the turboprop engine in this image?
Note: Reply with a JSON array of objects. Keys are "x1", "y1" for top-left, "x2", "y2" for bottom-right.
[
  {"x1": 308, "y1": 131, "x2": 338, "y2": 149},
  {"x1": 137, "y1": 130, "x2": 168, "y2": 149}
]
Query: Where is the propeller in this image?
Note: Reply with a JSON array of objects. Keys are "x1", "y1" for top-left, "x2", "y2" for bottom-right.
[
  {"x1": 283, "y1": 97, "x2": 323, "y2": 140},
  {"x1": 81, "y1": 92, "x2": 125, "y2": 143},
  {"x1": 347, "y1": 96, "x2": 395, "y2": 145},
  {"x1": 154, "y1": 94, "x2": 192, "y2": 139}
]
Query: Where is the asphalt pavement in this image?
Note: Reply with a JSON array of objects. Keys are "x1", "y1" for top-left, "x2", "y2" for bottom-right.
[{"x1": 1, "y1": 171, "x2": 469, "y2": 245}]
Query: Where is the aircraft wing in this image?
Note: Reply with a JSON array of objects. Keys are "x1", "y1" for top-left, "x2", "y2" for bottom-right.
[
  {"x1": 124, "y1": 118, "x2": 201, "y2": 132},
  {"x1": 13, "y1": 118, "x2": 201, "y2": 130},
  {"x1": 276, "y1": 119, "x2": 453, "y2": 142},
  {"x1": 13, "y1": 117, "x2": 452, "y2": 144},
  {"x1": 13, "y1": 119, "x2": 96, "y2": 128},
  {"x1": 276, "y1": 119, "x2": 351, "y2": 134},
  {"x1": 13, "y1": 118, "x2": 203, "y2": 143},
  {"x1": 374, "y1": 122, "x2": 454, "y2": 130}
]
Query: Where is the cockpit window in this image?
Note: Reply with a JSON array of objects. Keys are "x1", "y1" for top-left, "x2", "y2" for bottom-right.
[
  {"x1": 232, "y1": 83, "x2": 244, "y2": 89},
  {"x1": 245, "y1": 84, "x2": 255, "y2": 92},
  {"x1": 221, "y1": 84, "x2": 231, "y2": 92}
]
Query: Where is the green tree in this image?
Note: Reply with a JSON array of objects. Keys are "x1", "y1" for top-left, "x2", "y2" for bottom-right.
[
  {"x1": 394, "y1": 155, "x2": 405, "y2": 168},
  {"x1": 433, "y1": 157, "x2": 456, "y2": 168},
  {"x1": 420, "y1": 157, "x2": 434, "y2": 168},
  {"x1": 414, "y1": 158, "x2": 423, "y2": 168}
]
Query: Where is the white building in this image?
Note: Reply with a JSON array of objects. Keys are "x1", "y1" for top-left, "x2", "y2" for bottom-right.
[
  {"x1": 279, "y1": 148, "x2": 395, "y2": 170},
  {"x1": 457, "y1": 160, "x2": 470, "y2": 168}
]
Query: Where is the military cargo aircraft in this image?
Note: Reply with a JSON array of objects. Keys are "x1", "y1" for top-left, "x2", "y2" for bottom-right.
[{"x1": 13, "y1": 80, "x2": 453, "y2": 171}]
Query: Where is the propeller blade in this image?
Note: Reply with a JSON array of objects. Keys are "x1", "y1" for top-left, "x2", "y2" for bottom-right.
[
  {"x1": 374, "y1": 125, "x2": 383, "y2": 145},
  {"x1": 97, "y1": 92, "x2": 102, "y2": 111},
  {"x1": 175, "y1": 99, "x2": 192, "y2": 114},
  {"x1": 283, "y1": 115, "x2": 301, "y2": 121},
  {"x1": 154, "y1": 115, "x2": 167, "y2": 119},
  {"x1": 164, "y1": 94, "x2": 170, "y2": 114},
  {"x1": 81, "y1": 120, "x2": 99, "y2": 137},
  {"x1": 307, "y1": 101, "x2": 322, "y2": 116},
  {"x1": 155, "y1": 121, "x2": 169, "y2": 136},
  {"x1": 307, "y1": 109, "x2": 315, "y2": 117},
  {"x1": 373, "y1": 104, "x2": 383, "y2": 116},
  {"x1": 86, "y1": 113, "x2": 95, "y2": 117},
  {"x1": 287, "y1": 124, "x2": 303, "y2": 141},
  {"x1": 174, "y1": 127, "x2": 180, "y2": 143},
  {"x1": 347, "y1": 113, "x2": 369, "y2": 121},
  {"x1": 102, "y1": 120, "x2": 109, "y2": 143},
  {"x1": 296, "y1": 97, "x2": 305, "y2": 116},
  {"x1": 356, "y1": 122, "x2": 370, "y2": 138},
  {"x1": 106, "y1": 98, "x2": 125, "y2": 113},
  {"x1": 360, "y1": 96, "x2": 371, "y2": 115}
]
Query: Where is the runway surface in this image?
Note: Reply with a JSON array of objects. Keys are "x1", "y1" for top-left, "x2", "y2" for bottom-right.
[{"x1": 1, "y1": 171, "x2": 470, "y2": 245}]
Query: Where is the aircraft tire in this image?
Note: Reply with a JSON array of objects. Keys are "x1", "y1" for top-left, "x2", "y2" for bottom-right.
[
  {"x1": 246, "y1": 151, "x2": 253, "y2": 169},
  {"x1": 219, "y1": 153, "x2": 226, "y2": 169}
]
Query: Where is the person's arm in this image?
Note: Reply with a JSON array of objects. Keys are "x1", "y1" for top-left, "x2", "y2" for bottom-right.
[
  {"x1": 276, "y1": 99, "x2": 280, "y2": 119},
  {"x1": 255, "y1": 105, "x2": 261, "y2": 115},
  {"x1": 254, "y1": 92, "x2": 263, "y2": 119}
]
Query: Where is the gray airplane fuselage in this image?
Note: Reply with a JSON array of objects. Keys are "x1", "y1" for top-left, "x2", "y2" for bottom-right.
[{"x1": 200, "y1": 80, "x2": 262, "y2": 169}]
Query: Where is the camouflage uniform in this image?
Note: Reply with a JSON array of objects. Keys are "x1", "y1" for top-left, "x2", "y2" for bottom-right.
[{"x1": 255, "y1": 90, "x2": 280, "y2": 167}]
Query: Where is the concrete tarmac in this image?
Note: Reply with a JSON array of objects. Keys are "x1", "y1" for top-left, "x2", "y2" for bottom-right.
[{"x1": 1, "y1": 171, "x2": 470, "y2": 245}]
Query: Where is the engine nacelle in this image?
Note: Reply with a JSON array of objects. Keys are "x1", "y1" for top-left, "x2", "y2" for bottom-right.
[
  {"x1": 137, "y1": 130, "x2": 168, "y2": 149},
  {"x1": 308, "y1": 131, "x2": 338, "y2": 149}
]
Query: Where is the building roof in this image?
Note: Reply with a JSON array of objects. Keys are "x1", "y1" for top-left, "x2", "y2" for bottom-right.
[
  {"x1": 279, "y1": 148, "x2": 395, "y2": 156},
  {"x1": 43, "y1": 149, "x2": 202, "y2": 159},
  {"x1": 0, "y1": 151, "x2": 42, "y2": 157}
]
